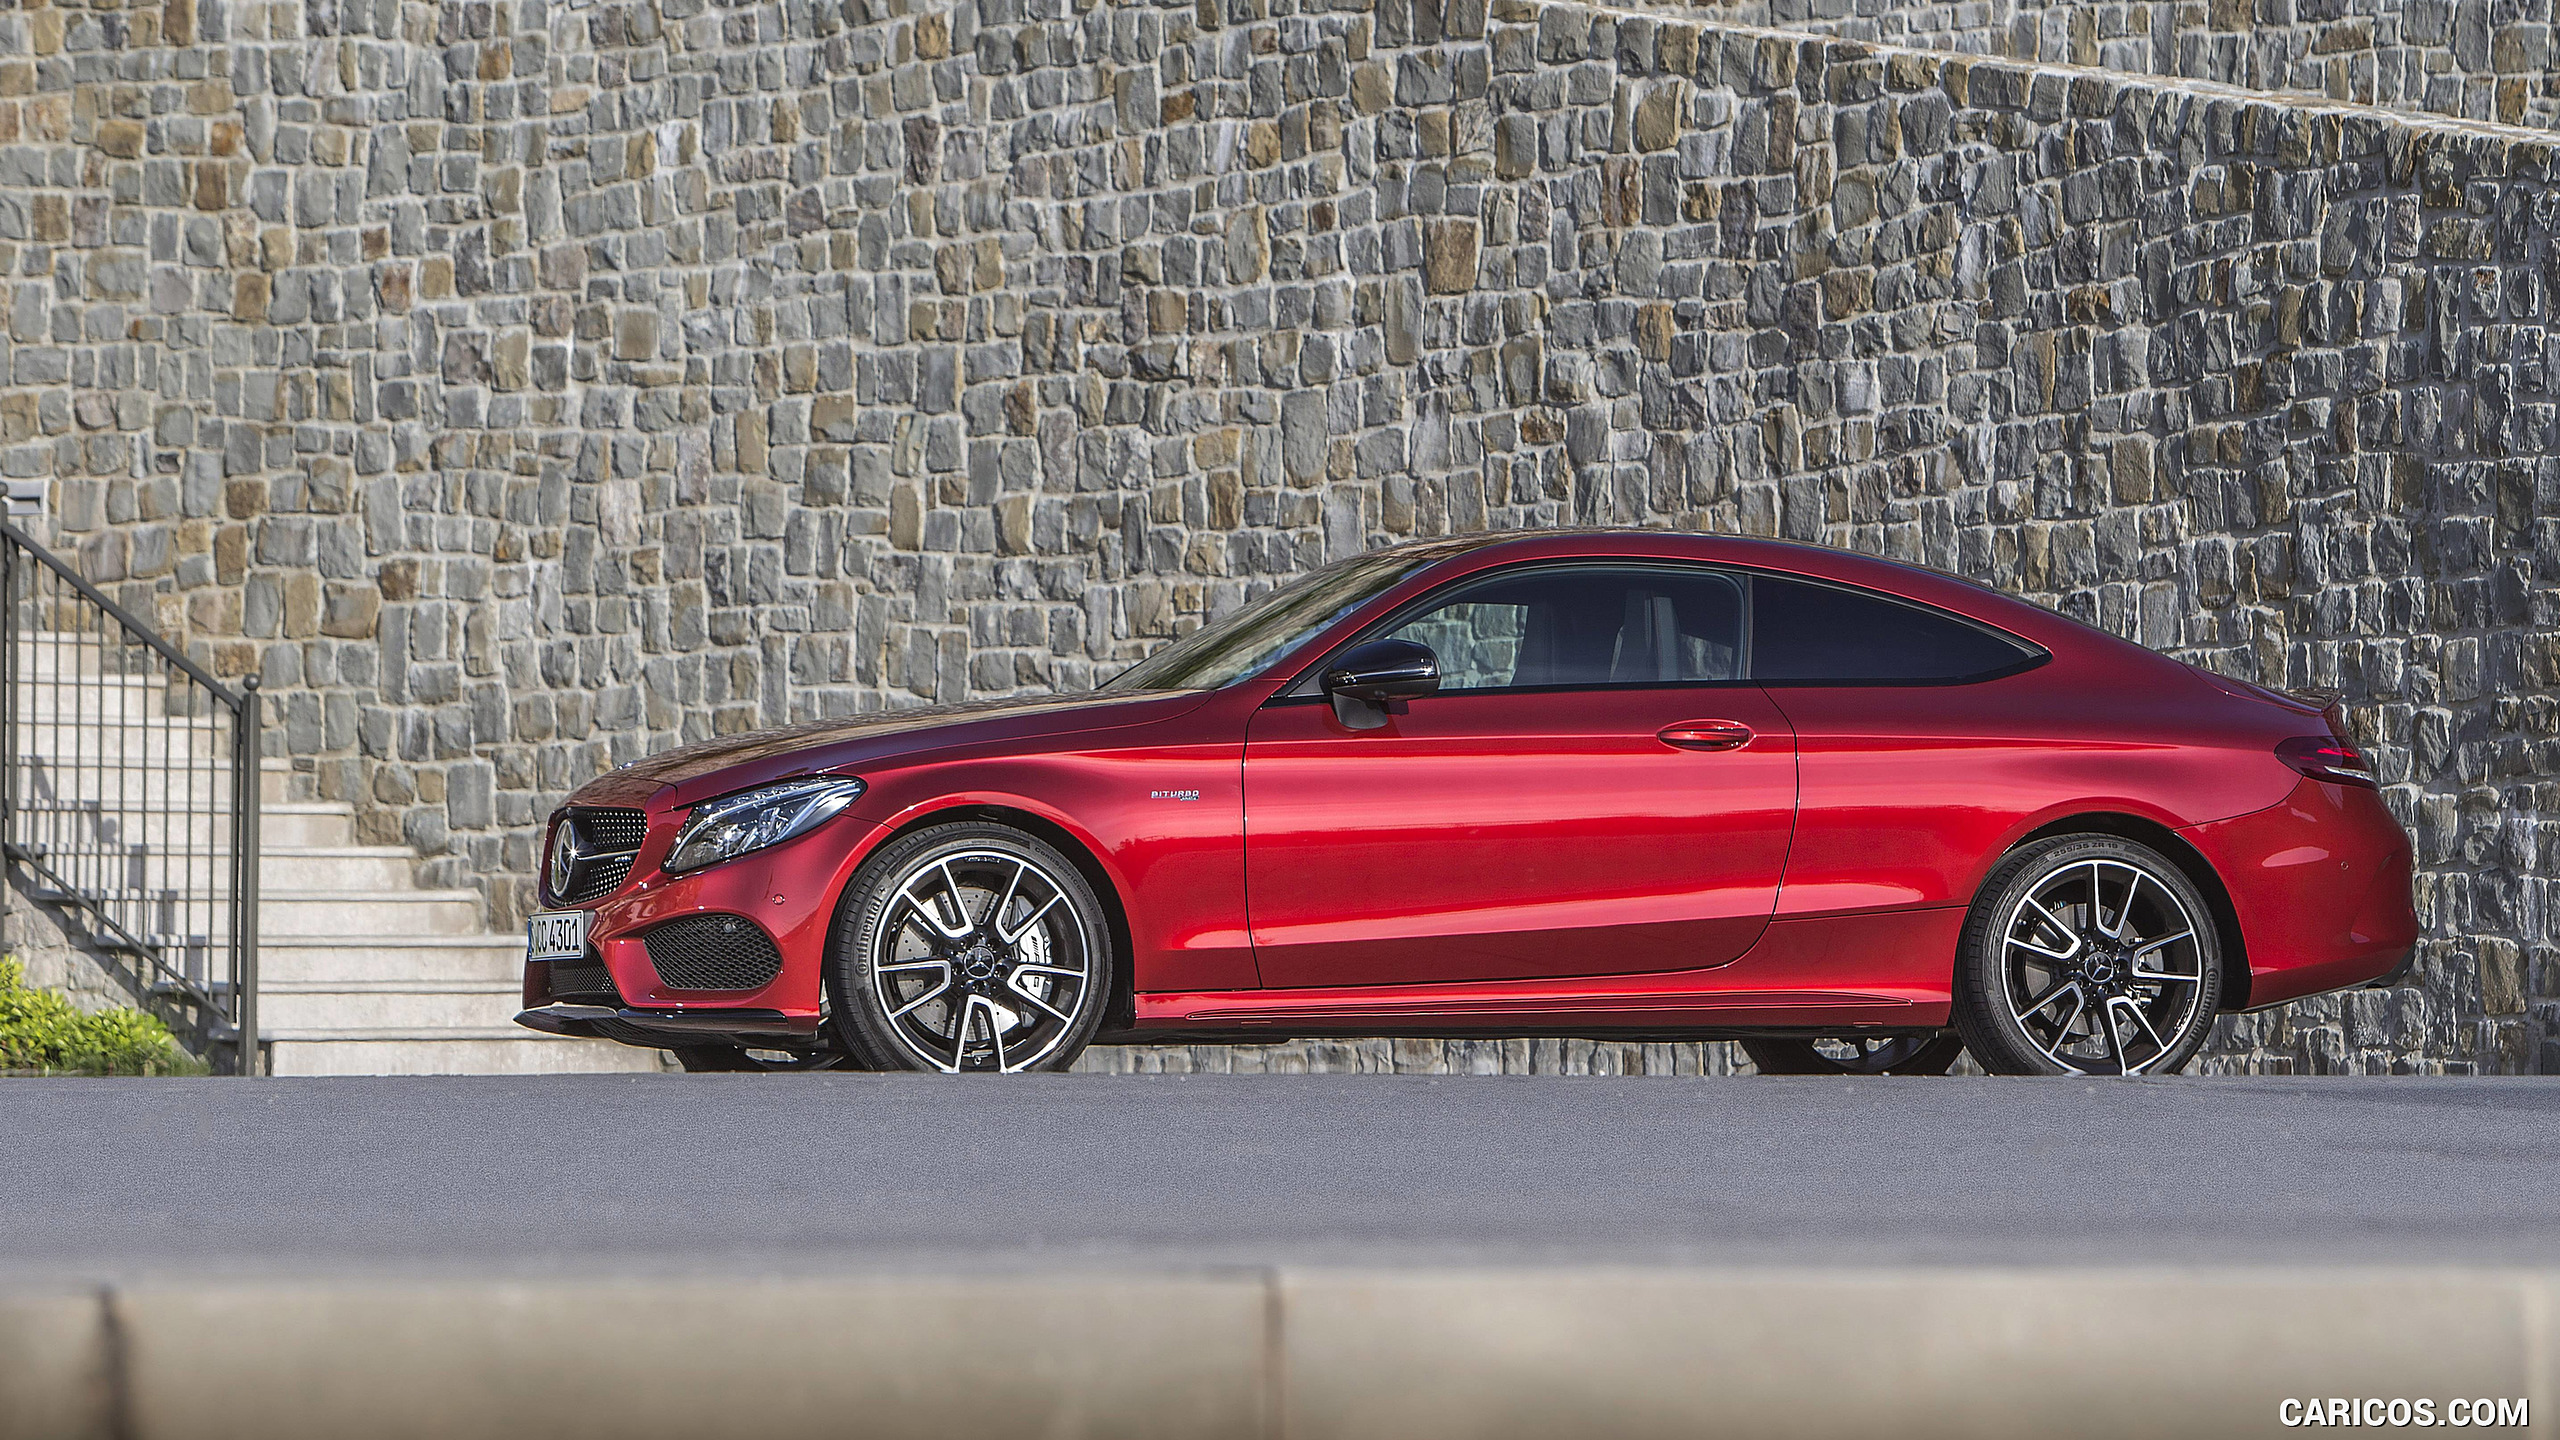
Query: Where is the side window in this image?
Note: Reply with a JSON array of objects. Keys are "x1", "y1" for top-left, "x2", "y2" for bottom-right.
[
  {"x1": 1377, "y1": 567, "x2": 1745, "y2": 693},
  {"x1": 1750, "y1": 575, "x2": 2032, "y2": 684}
]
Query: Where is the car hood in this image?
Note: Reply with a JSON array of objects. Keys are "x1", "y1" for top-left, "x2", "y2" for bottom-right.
[{"x1": 567, "y1": 689, "x2": 1207, "y2": 808}]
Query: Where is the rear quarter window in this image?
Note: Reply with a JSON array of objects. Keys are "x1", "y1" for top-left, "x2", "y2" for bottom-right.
[{"x1": 1750, "y1": 574, "x2": 2040, "y2": 685}]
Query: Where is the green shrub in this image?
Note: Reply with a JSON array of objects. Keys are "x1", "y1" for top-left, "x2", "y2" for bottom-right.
[{"x1": 0, "y1": 957, "x2": 202, "y2": 1076}]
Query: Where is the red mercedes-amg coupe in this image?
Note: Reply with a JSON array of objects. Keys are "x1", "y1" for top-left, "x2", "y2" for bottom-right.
[{"x1": 517, "y1": 530, "x2": 2417, "y2": 1075}]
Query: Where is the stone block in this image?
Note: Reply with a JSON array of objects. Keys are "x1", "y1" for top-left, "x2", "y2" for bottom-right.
[
  {"x1": 1634, "y1": 81, "x2": 1686, "y2": 151},
  {"x1": 96, "y1": 120, "x2": 145, "y2": 158},
  {"x1": 1424, "y1": 219, "x2": 1480, "y2": 293},
  {"x1": 614, "y1": 311, "x2": 659, "y2": 362},
  {"x1": 1283, "y1": 391, "x2": 1329, "y2": 482},
  {"x1": 319, "y1": 583, "x2": 381, "y2": 640}
]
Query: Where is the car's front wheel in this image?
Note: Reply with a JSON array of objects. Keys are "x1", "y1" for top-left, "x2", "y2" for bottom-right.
[
  {"x1": 1952, "y1": 835, "x2": 2223, "y2": 1076},
  {"x1": 828, "y1": 821, "x2": 1112, "y2": 1072}
]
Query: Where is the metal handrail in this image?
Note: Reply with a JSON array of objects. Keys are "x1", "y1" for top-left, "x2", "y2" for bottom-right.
[
  {"x1": 0, "y1": 519, "x2": 262, "y2": 1074},
  {"x1": 0, "y1": 521, "x2": 242, "y2": 704}
]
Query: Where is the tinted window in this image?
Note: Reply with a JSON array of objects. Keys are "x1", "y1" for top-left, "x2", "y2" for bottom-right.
[
  {"x1": 1377, "y1": 566, "x2": 1745, "y2": 692},
  {"x1": 1750, "y1": 575, "x2": 2031, "y2": 683},
  {"x1": 1102, "y1": 549, "x2": 1434, "y2": 692}
]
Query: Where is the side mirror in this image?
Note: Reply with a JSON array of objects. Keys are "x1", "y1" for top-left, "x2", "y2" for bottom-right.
[{"x1": 1322, "y1": 638, "x2": 1440, "y2": 730}]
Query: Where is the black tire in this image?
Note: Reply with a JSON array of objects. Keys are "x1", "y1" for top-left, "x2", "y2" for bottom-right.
[
  {"x1": 1740, "y1": 1034, "x2": 1966, "y2": 1075},
  {"x1": 828, "y1": 821, "x2": 1112, "y2": 1073},
  {"x1": 1953, "y1": 834, "x2": 2223, "y2": 1076}
]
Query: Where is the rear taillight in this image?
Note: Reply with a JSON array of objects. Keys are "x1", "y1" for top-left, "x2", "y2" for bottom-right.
[{"x1": 2276, "y1": 735, "x2": 2375, "y2": 789}]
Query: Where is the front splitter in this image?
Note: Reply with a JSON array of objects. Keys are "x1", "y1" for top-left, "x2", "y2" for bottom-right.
[{"x1": 515, "y1": 1003, "x2": 822, "y2": 1048}]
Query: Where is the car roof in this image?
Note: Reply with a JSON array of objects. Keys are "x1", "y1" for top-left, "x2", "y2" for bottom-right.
[
  {"x1": 1378, "y1": 526, "x2": 2003, "y2": 597},
  {"x1": 1360, "y1": 529, "x2": 2112, "y2": 658}
]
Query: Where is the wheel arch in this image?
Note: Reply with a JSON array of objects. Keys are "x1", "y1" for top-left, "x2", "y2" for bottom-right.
[
  {"x1": 2013, "y1": 812, "x2": 2251, "y2": 1012},
  {"x1": 857, "y1": 801, "x2": 1139, "y2": 1031}
]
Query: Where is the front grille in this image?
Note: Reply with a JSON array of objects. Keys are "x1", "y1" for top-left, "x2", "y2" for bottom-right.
[
  {"x1": 560, "y1": 853, "x2": 637, "y2": 905},
  {"x1": 580, "y1": 808, "x2": 649, "y2": 851},
  {"x1": 550, "y1": 807, "x2": 650, "y2": 905},
  {"x1": 547, "y1": 960, "x2": 620, "y2": 1004},
  {"x1": 643, "y1": 913, "x2": 784, "y2": 992}
]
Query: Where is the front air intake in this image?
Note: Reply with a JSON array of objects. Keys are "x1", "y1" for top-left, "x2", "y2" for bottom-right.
[
  {"x1": 642, "y1": 913, "x2": 785, "y2": 992},
  {"x1": 546, "y1": 961, "x2": 620, "y2": 1005}
]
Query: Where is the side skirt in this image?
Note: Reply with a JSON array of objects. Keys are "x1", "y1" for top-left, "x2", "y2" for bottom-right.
[{"x1": 1133, "y1": 907, "x2": 1965, "y2": 1036}]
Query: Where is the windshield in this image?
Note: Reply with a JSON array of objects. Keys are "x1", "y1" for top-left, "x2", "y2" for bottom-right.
[{"x1": 1100, "y1": 550, "x2": 1432, "y2": 692}]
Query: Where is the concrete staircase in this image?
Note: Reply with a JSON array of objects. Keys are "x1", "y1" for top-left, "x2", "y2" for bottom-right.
[
  {"x1": 251, "y1": 764, "x2": 660, "y2": 1075},
  {"x1": 13, "y1": 642, "x2": 658, "y2": 1075}
]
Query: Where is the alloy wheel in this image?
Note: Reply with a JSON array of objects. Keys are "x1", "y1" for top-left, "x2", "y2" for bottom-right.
[
  {"x1": 866, "y1": 847, "x2": 1099, "y2": 1073},
  {"x1": 1995, "y1": 856, "x2": 2209, "y2": 1075}
]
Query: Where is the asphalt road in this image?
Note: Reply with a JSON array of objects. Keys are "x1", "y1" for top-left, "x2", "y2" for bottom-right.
[{"x1": 4, "y1": 1074, "x2": 2553, "y2": 1281}]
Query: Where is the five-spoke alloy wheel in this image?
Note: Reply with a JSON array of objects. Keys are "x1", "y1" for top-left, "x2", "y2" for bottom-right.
[
  {"x1": 829, "y1": 822, "x2": 1111, "y2": 1072},
  {"x1": 1953, "y1": 835, "x2": 2222, "y2": 1076}
]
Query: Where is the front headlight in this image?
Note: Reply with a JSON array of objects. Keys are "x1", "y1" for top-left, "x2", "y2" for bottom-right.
[{"x1": 664, "y1": 776, "x2": 867, "y2": 874}]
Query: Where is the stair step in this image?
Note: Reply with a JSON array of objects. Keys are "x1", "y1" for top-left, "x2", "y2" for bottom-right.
[
  {"x1": 4, "y1": 681, "x2": 204, "y2": 707},
  {"x1": 257, "y1": 846, "x2": 420, "y2": 889},
  {"x1": 4, "y1": 653, "x2": 245, "y2": 692},
  {"x1": 259, "y1": 890, "x2": 485, "y2": 937},
  {"x1": 257, "y1": 936, "x2": 529, "y2": 984},
  {"x1": 11, "y1": 800, "x2": 355, "y2": 848},
  {"x1": 16, "y1": 721, "x2": 226, "y2": 748},
  {"x1": 253, "y1": 803, "x2": 358, "y2": 847},
  {"x1": 7, "y1": 699, "x2": 199, "y2": 721},
  {"x1": 7, "y1": 647, "x2": 180, "y2": 674},
  {"x1": 15, "y1": 705, "x2": 225, "y2": 726},
  {"x1": 13, "y1": 843, "x2": 413, "y2": 891},
  {"x1": 11, "y1": 765, "x2": 284, "y2": 804},
  {"x1": 259, "y1": 980, "x2": 532, "y2": 1031},
  {"x1": 15, "y1": 765, "x2": 236, "y2": 794},
  {"x1": 262, "y1": 1033, "x2": 667, "y2": 1076}
]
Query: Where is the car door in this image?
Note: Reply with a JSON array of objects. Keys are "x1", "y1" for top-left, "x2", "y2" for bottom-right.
[
  {"x1": 1744, "y1": 572, "x2": 2050, "y2": 919},
  {"x1": 1242, "y1": 563, "x2": 1799, "y2": 988}
]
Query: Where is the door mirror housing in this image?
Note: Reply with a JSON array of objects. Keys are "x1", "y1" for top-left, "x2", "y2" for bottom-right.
[{"x1": 1322, "y1": 639, "x2": 1440, "y2": 730}]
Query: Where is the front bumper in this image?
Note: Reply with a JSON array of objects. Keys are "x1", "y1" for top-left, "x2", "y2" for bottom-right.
[{"x1": 515, "y1": 815, "x2": 884, "y2": 1047}]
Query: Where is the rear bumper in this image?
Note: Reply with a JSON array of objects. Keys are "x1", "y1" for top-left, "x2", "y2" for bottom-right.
[
  {"x1": 2181, "y1": 777, "x2": 2418, "y2": 1010},
  {"x1": 2362, "y1": 943, "x2": 2420, "y2": 990}
]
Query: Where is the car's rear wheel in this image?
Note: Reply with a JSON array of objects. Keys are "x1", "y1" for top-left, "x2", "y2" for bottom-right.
[
  {"x1": 1739, "y1": 1034, "x2": 1966, "y2": 1075},
  {"x1": 1953, "y1": 835, "x2": 2222, "y2": 1076},
  {"x1": 828, "y1": 822, "x2": 1111, "y2": 1073}
]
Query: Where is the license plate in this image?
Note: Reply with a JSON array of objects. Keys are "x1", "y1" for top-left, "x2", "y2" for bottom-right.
[{"x1": 526, "y1": 909, "x2": 591, "y2": 962}]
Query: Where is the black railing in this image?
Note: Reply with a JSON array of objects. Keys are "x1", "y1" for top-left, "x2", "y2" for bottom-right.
[{"x1": 0, "y1": 520, "x2": 261, "y2": 1074}]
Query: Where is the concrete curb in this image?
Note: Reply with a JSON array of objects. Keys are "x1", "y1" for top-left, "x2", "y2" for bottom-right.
[{"x1": 2, "y1": 1267, "x2": 2550, "y2": 1440}]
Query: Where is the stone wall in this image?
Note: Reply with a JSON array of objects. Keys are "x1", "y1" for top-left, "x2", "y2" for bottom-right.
[
  {"x1": 7, "y1": 0, "x2": 2557, "y2": 1073},
  {"x1": 1720, "y1": 0, "x2": 2560, "y2": 132},
  {"x1": 3, "y1": 888, "x2": 150, "y2": 1015}
]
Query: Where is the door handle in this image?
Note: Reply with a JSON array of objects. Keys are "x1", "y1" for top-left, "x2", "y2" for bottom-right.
[{"x1": 1658, "y1": 721, "x2": 1755, "y2": 752}]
